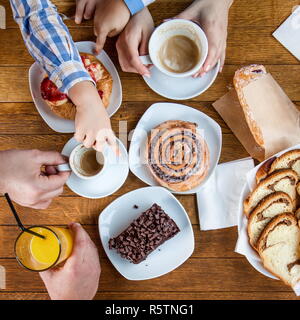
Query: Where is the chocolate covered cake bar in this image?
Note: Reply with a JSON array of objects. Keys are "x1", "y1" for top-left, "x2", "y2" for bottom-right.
[{"x1": 108, "y1": 203, "x2": 180, "y2": 264}]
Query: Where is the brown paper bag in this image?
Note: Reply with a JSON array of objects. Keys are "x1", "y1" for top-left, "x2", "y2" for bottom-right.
[{"x1": 212, "y1": 73, "x2": 300, "y2": 161}]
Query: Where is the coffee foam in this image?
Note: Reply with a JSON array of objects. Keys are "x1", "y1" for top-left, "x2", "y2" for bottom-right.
[{"x1": 154, "y1": 24, "x2": 202, "y2": 71}]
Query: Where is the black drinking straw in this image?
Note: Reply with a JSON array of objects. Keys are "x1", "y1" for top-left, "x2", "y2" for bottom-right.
[{"x1": 4, "y1": 193, "x2": 45, "y2": 239}]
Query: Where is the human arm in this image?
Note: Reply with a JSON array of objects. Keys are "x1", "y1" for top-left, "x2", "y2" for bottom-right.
[
  {"x1": 10, "y1": 0, "x2": 117, "y2": 152},
  {"x1": 10, "y1": 0, "x2": 92, "y2": 93}
]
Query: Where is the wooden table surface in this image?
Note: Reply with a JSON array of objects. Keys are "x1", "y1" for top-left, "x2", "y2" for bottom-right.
[{"x1": 0, "y1": 0, "x2": 299, "y2": 300}]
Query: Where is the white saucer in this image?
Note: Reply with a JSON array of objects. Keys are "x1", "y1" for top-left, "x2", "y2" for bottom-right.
[
  {"x1": 61, "y1": 137, "x2": 129, "y2": 199},
  {"x1": 142, "y1": 60, "x2": 220, "y2": 100},
  {"x1": 29, "y1": 41, "x2": 122, "y2": 133},
  {"x1": 99, "y1": 186, "x2": 194, "y2": 280},
  {"x1": 128, "y1": 102, "x2": 222, "y2": 194}
]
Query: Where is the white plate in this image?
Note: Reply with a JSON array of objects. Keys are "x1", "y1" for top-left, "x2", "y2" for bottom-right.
[
  {"x1": 142, "y1": 60, "x2": 220, "y2": 100},
  {"x1": 29, "y1": 41, "x2": 122, "y2": 133},
  {"x1": 237, "y1": 143, "x2": 300, "y2": 280},
  {"x1": 237, "y1": 183, "x2": 277, "y2": 279},
  {"x1": 61, "y1": 137, "x2": 129, "y2": 199},
  {"x1": 99, "y1": 186, "x2": 194, "y2": 280},
  {"x1": 128, "y1": 102, "x2": 222, "y2": 194}
]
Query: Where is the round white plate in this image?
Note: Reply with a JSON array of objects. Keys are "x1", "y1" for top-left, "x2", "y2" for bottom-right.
[
  {"x1": 29, "y1": 41, "x2": 122, "y2": 133},
  {"x1": 61, "y1": 137, "x2": 129, "y2": 199},
  {"x1": 142, "y1": 60, "x2": 220, "y2": 100},
  {"x1": 128, "y1": 102, "x2": 222, "y2": 194},
  {"x1": 237, "y1": 183, "x2": 277, "y2": 280},
  {"x1": 237, "y1": 143, "x2": 300, "y2": 280},
  {"x1": 99, "y1": 186, "x2": 194, "y2": 280}
]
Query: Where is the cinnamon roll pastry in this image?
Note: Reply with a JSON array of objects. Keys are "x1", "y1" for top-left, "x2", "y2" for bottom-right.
[{"x1": 146, "y1": 120, "x2": 210, "y2": 192}]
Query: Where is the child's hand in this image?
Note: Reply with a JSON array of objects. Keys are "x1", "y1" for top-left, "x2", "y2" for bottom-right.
[
  {"x1": 75, "y1": 0, "x2": 97, "y2": 24},
  {"x1": 175, "y1": 0, "x2": 233, "y2": 76},
  {"x1": 116, "y1": 8, "x2": 154, "y2": 76},
  {"x1": 93, "y1": 0, "x2": 131, "y2": 54},
  {"x1": 68, "y1": 81, "x2": 117, "y2": 154}
]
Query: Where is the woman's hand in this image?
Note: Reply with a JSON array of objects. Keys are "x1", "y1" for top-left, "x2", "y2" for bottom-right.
[
  {"x1": 175, "y1": 0, "x2": 233, "y2": 76},
  {"x1": 116, "y1": 8, "x2": 154, "y2": 77}
]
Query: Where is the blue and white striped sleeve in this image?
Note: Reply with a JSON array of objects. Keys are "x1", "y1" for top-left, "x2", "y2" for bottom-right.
[
  {"x1": 123, "y1": 0, "x2": 155, "y2": 15},
  {"x1": 10, "y1": 0, "x2": 93, "y2": 94}
]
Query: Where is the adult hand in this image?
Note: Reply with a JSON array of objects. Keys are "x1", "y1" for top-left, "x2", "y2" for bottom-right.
[
  {"x1": 116, "y1": 8, "x2": 154, "y2": 77},
  {"x1": 175, "y1": 0, "x2": 233, "y2": 76},
  {"x1": 40, "y1": 223, "x2": 101, "y2": 300},
  {"x1": 0, "y1": 149, "x2": 70, "y2": 209},
  {"x1": 68, "y1": 80, "x2": 118, "y2": 154},
  {"x1": 93, "y1": 0, "x2": 131, "y2": 54}
]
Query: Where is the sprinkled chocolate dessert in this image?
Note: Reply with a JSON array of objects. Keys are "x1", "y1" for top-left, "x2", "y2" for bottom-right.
[{"x1": 108, "y1": 203, "x2": 180, "y2": 264}]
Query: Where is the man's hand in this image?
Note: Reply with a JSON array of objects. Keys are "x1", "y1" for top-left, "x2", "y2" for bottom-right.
[
  {"x1": 175, "y1": 0, "x2": 233, "y2": 76},
  {"x1": 116, "y1": 8, "x2": 154, "y2": 77},
  {"x1": 40, "y1": 223, "x2": 101, "y2": 300},
  {"x1": 93, "y1": 0, "x2": 131, "y2": 54},
  {"x1": 0, "y1": 149, "x2": 70, "y2": 209},
  {"x1": 68, "y1": 81, "x2": 118, "y2": 154}
]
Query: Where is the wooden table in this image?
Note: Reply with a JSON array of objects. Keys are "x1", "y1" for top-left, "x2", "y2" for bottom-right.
[{"x1": 0, "y1": 0, "x2": 299, "y2": 300}]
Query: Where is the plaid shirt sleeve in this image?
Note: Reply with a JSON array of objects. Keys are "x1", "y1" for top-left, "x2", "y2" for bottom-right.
[
  {"x1": 123, "y1": 0, "x2": 155, "y2": 15},
  {"x1": 10, "y1": 0, "x2": 93, "y2": 94}
]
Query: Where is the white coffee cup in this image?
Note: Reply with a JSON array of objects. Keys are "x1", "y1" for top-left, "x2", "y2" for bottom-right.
[
  {"x1": 140, "y1": 19, "x2": 208, "y2": 78},
  {"x1": 57, "y1": 144, "x2": 106, "y2": 180}
]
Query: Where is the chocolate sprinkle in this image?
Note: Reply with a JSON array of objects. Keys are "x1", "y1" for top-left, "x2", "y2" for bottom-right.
[{"x1": 108, "y1": 203, "x2": 180, "y2": 264}]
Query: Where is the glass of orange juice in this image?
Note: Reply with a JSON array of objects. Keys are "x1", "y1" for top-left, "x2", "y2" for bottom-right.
[{"x1": 14, "y1": 226, "x2": 73, "y2": 272}]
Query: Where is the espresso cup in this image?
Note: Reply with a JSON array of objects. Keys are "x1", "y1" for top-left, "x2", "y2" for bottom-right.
[
  {"x1": 57, "y1": 144, "x2": 106, "y2": 180},
  {"x1": 140, "y1": 19, "x2": 208, "y2": 78}
]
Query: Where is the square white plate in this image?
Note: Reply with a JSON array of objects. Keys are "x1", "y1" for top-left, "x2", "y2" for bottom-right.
[
  {"x1": 99, "y1": 186, "x2": 194, "y2": 280},
  {"x1": 128, "y1": 102, "x2": 222, "y2": 194},
  {"x1": 29, "y1": 41, "x2": 122, "y2": 133}
]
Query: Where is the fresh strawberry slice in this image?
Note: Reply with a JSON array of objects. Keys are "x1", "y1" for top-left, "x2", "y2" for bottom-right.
[
  {"x1": 98, "y1": 89, "x2": 103, "y2": 99},
  {"x1": 41, "y1": 77, "x2": 67, "y2": 102}
]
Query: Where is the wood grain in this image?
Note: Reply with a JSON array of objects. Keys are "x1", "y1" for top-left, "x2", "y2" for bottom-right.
[
  {"x1": 2, "y1": 291, "x2": 300, "y2": 300},
  {"x1": 0, "y1": 132, "x2": 249, "y2": 164},
  {"x1": 0, "y1": 27, "x2": 298, "y2": 66},
  {"x1": 0, "y1": 258, "x2": 294, "y2": 292},
  {"x1": 0, "y1": 0, "x2": 299, "y2": 300},
  {"x1": 0, "y1": 65, "x2": 299, "y2": 103},
  {"x1": 3, "y1": 0, "x2": 299, "y2": 28},
  {"x1": 0, "y1": 225, "x2": 240, "y2": 259},
  {"x1": 0, "y1": 194, "x2": 200, "y2": 225}
]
